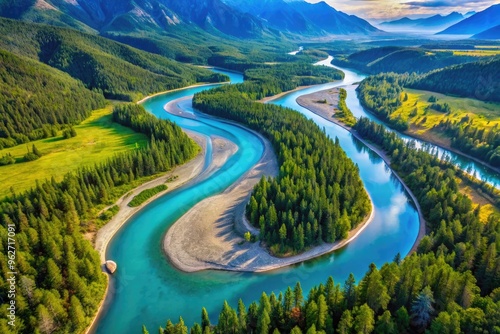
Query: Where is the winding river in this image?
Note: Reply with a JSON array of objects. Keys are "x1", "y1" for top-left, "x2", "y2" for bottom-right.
[{"x1": 94, "y1": 61, "x2": 499, "y2": 333}]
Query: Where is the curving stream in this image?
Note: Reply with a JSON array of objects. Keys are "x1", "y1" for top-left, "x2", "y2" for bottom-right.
[{"x1": 94, "y1": 62, "x2": 498, "y2": 333}]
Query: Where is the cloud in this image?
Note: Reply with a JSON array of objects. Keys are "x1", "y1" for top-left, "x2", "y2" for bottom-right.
[
  {"x1": 305, "y1": 0, "x2": 497, "y2": 20},
  {"x1": 402, "y1": 0, "x2": 493, "y2": 8}
]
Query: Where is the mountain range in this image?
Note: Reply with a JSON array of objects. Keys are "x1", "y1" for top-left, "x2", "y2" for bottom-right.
[
  {"x1": 223, "y1": 0, "x2": 380, "y2": 35},
  {"x1": 472, "y1": 24, "x2": 500, "y2": 39},
  {"x1": 0, "y1": 0, "x2": 380, "y2": 38},
  {"x1": 437, "y1": 4, "x2": 500, "y2": 35},
  {"x1": 380, "y1": 12, "x2": 467, "y2": 32}
]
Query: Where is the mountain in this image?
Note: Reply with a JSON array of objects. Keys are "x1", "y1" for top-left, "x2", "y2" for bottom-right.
[
  {"x1": 380, "y1": 12, "x2": 465, "y2": 31},
  {"x1": 472, "y1": 24, "x2": 500, "y2": 39},
  {"x1": 0, "y1": 48, "x2": 105, "y2": 148},
  {"x1": 437, "y1": 4, "x2": 500, "y2": 35},
  {"x1": 0, "y1": 0, "x2": 266, "y2": 38},
  {"x1": 223, "y1": 0, "x2": 380, "y2": 35},
  {"x1": 0, "y1": 18, "x2": 227, "y2": 100}
]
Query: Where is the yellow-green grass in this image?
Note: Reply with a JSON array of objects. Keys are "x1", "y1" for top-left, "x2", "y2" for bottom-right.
[
  {"x1": 0, "y1": 104, "x2": 148, "y2": 197},
  {"x1": 457, "y1": 177, "x2": 500, "y2": 224},
  {"x1": 392, "y1": 89, "x2": 500, "y2": 140},
  {"x1": 430, "y1": 49, "x2": 500, "y2": 56},
  {"x1": 452, "y1": 50, "x2": 500, "y2": 56},
  {"x1": 475, "y1": 45, "x2": 500, "y2": 49}
]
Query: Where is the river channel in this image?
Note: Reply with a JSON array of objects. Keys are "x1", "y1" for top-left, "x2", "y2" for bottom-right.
[{"x1": 94, "y1": 60, "x2": 498, "y2": 332}]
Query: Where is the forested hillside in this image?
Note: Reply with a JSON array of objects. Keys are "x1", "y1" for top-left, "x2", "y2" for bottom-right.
[
  {"x1": 0, "y1": 18, "x2": 227, "y2": 101},
  {"x1": 357, "y1": 58, "x2": 500, "y2": 167},
  {"x1": 244, "y1": 63, "x2": 344, "y2": 93},
  {"x1": 0, "y1": 49, "x2": 105, "y2": 149},
  {"x1": 155, "y1": 117, "x2": 500, "y2": 334},
  {"x1": 0, "y1": 104, "x2": 198, "y2": 333},
  {"x1": 410, "y1": 57, "x2": 500, "y2": 102},
  {"x1": 332, "y1": 46, "x2": 484, "y2": 75},
  {"x1": 193, "y1": 76, "x2": 370, "y2": 255}
]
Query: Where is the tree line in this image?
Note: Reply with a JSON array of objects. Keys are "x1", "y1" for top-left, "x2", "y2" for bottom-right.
[
  {"x1": 437, "y1": 120, "x2": 500, "y2": 168},
  {"x1": 193, "y1": 80, "x2": 370, "y2": 256},
  {"x1": 410, "y1": 58, "x2": 500, "y2": 103},
  {"x1": 357, "y1": 71, "x2": 500, "y2": 167},
  {"x1": 0, "y1": 103, "x2": 198, "y2": 333},
  {"x1": 356, "y1": 73, "x2": 409, "y2": 131},
  {"x1": 154, "y1": 116, "x2": 499, "y2": 334},
  {"x1": 332, "y1": 46, "x2": 489, "y2": 76},
  {"x1": 334, "y1": 88, "x2": 356, "y2": 126}
]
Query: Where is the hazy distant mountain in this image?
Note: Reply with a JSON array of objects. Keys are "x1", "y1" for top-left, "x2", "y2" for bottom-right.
[
  {"x1": 0, "y1": 0, "x2": 265, "y2": 38},
  {"x1": 437, "y1": 4, "x2": 500, "y2": 35},
  {"x1": 380, "y1": 12, "x2": 465, "y2": 31},
  {"x1": 472, "y1": 25, "x2": 500, "y2": 39},
  {"x1": 223, "y1": 0, "x2": 380, "y2": 35}
]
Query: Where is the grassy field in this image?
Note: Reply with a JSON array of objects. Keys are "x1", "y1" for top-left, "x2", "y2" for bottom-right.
[
  {"x1": 452, "y1": 50, "x2": 500, "y2": 56},
  {"x1": 457, "y1": 177, "x2": 500, "y2": 224},
  {"x1": 390, "y1": 88, "x2": 500, "y2": 147},
  {"x1": 0, "y1": 104, "x2": 149, "y2": 197},
  {"x1": 430, "y1": 47, "x2": 500, "y2": 57}
]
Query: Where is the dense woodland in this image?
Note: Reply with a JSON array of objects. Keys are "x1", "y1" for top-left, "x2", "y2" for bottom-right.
[
  {"x1": 0, "y1": 104, "x2": 198, "y2": 333},
  {"x1": 0, "y1": 18, "x2": 229, "y2": 150},
  {"x1": 332, "y1": 46, "x2": 487, "y2": 75},
  {"x1": 356, "y1": 73, "x2": 410, "y2": 131},
  {"x1": 155, "y1": 117, "x2": 500, "y2": 334},
  {"x1": 193, "y1": 79, "x2": 370, "y2": 255},
  {"x1": 437, "y1": 120, "x2": 500, "y2": 168},
  {"x1": 0, "y1": 18, "x2": 228, "y2": 101},
  {"x1": 0, "y1": 49, "x2": 105, "y2": 149},
  {"x1": 244, "y1": 63, "x2": 344, "y2": 91},
  {"x1": 410, "y1": 58, "x2": 500, "y2": 103},
  {"x1": 357, "y1": 68, "x2": 500, "y2": 167}
]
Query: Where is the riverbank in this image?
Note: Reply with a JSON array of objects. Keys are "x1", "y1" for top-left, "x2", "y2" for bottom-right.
[
  {"x1": 85, "y1": 131, "x2": 208, "y2": 334},
  {"x1": 296, "y1": 87, "x2": 427, "y2": 254},
  {"x1": 259, "y1": 85, "x2": 314, "y2": 103},
  {"x1": 136, "y1": 82, "x2": 228, "y2": 105},
  {"x1": 163, "y1": 96, "x2": 376, "y2": 273},
  {"x1": 404, "y1": 126, "x2": 500, "y2": 176},
  {"x1": 93, "y1": 131, "x2": 207, "y2": 263}
]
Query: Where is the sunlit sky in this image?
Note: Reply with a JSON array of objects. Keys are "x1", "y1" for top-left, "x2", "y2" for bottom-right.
[{"x1": 305, "y1": 0, "x2": 499, "y2": 21}]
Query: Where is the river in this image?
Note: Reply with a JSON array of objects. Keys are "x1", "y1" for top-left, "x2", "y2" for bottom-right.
[{"x1": 93, "y1": 61, "x2": 498, "y2": 333}]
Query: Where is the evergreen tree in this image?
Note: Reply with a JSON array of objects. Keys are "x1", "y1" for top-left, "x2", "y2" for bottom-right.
[
  {"x1": 353, "y1": 304, "x2": 375, "y2": 334},
  {"x1": 238, "y1": 299, "x2": 247, "y2": 333},
  {"x1": 343, "y1": 274, "x2": 357, "y2": 310},
  {"x1": 411, "y1": 286, "x2": 435, "y2": 330},
  {"x1": 294, "y1": 282, "x2": 304, "y2": 308},
  {"x1": 337, "y1": 310, "x2": 353, "y2": 334},
  {"x1": 201, "y1": 308, "x2": 210, "y2": 332}
]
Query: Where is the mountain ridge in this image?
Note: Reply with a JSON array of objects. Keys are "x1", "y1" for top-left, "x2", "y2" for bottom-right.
[
  {"x1": 437, "y1": 4, "x2": 500, "y2": 35},
  {"x1": 0, "y1": 0, "x2": 268, "y2": 38},
  {"x1": 380, "y1": 12, "x2": 465, "y2": 31},
  {"x1": 209, "y1": 0, "x2": 381, "y2": 35},
  {"x1": 472, "y1": 24, "x2": 500, "y2": 39}
]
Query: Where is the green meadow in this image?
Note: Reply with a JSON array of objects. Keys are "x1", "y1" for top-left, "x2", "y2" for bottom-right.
[
  {"x1": 391, "y1": 88, "x2": 500, "y2": 142},
  {"x1": 0, "y1": 104, "x2": 148, "y2": 197}
]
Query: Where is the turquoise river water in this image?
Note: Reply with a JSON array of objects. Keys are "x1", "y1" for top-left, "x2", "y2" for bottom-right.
[{"x1": 94, "y1": 62, "x2": 499, "y2": 333}]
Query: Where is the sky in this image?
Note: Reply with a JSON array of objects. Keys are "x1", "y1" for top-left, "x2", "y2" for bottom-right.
[{"x1": 305, "y1": 0, "x2": 499, "y2": 20}]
